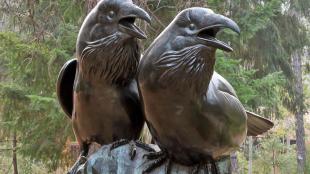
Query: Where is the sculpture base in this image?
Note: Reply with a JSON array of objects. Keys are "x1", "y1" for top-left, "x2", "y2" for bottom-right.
[{"x1": 75, "y1": 142, "x2": 231, "y2": 174}]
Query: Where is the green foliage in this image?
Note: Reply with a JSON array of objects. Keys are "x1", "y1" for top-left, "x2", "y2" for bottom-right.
[
  {"x1": 0, "y1": 0, "x2": 84, "y2": 169},
  {"x1": 237, "y1": 135, "x2": 298, "y2": 174},
  {"x1": 0, "y1": 0, "x2": 83, "y2": 169},
  {"x1": 0, "y1": 148, "x2": 50, "y2": 174},
  {"x1": 0, "y1": 32, "x2": 74, "y2": 169},
  {"x1": 0, "y1": 0, "x2": 308, "y2": 172},
  {"x1": 215, "y1": 52, "x2": 285, "y2": 118},
  {"x1": 254, "y1": 135, "x2": 297, "y2": 174}
]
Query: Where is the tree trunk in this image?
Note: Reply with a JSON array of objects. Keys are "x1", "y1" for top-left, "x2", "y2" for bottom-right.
[
  {"x1": 286, "y1": 136, "x2": 290, "y2": 150},
  {"x1": 248, "y1": 137, "x2": 252, "y2": 174},
  {"x1": 12, "y1": 132, "x2": 18, "y2": 174},
  {"x1": 292, "y1": 50, "x2": 306, "y2": 174},
  {"x1": 272, "y1": 149, "x2": 276, "y2": 174}
]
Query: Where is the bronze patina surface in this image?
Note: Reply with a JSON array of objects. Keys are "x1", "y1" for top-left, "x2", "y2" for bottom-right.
[
  {"x1": 138, "y1": 7, "x2": 273, "y2": 173},
  {"x1": 56, "y1": 0, "x2": 151, "y2": 173}
]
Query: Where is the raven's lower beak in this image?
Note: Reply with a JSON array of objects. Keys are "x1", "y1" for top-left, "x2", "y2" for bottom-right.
[
  {"x1": 119, "y1": 3, "x2": 151, "y2": 39},
  {"x1": 196, "y1": 13, "x2": 240, "y2": 52}
]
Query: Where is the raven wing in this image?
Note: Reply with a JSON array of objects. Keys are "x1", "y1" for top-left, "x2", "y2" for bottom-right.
[
  {"x1": 56, "y1": 59, "x2": 77, "y2": 118},
  {"x1": 212, "y1": 72, "x2": 274, "y2": 136},
  {"x1": 246, "y1": 111, "x2": 274, "y2": 136}
]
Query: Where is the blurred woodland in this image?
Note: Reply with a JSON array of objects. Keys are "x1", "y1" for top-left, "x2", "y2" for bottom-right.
[{"x1": 0, "y1": 0, "x2": 309, "y2": 173}]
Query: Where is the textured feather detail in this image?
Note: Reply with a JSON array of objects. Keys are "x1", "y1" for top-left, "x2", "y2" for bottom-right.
[
  {"x1": 246, "y1": 111, "x2": 274, "y2": 136},
  {"x1": 154, "y1": 45, "x2": 215, "y2": 93},
  {"x1": 80, "y1": 33, "x2": 140, "y2": 86}
]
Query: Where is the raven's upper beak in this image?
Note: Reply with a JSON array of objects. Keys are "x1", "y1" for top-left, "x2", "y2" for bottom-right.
[
  {"x1": 119, "y1": 3, "x2": 151, "y2": 39},
  {"x1": 196, "y1": 13, "x2": 240, "y2": 52}
]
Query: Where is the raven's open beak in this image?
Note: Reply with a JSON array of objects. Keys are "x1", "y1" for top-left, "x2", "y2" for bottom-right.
[
  {"x1": 196, "y1": 13, "x2": 240, "y2": 52},
  {"x1": 119, "y1": 3, "x2": 151, "y2": 39}
]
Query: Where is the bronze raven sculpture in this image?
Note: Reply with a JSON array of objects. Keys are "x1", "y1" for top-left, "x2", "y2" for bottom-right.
[
  {"x1": 56, "y1": 0, "x2": 151, "y2": 173},
  {"x1": 138, "y1": 7, "x2": 273, "y2": 173}
]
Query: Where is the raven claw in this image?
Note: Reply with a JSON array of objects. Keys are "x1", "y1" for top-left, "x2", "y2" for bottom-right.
[
  {"x1": 210, "y1": 159, "x2": 219, "y2": 174},
  {"x1": 67, "y1": 155, "x2": 88, "y2": 174},
  {"x1": 109, "y1": 139, "x2": 130, "y2": 151},
  {"x1": 135, "y1": 140, "x2": 156, "y2": 152},
  {"x1": 108, "y1": 139, "x2": 130, "y2": 157},
  {"x1": 80, "y1": 156, "x2": 87, "y2": 163},
  {"x1": 143, "y1": 155, "x2": 167, "y2": 174},
  {"x1": 130, "y1": 140, "x2": 157, "y2": 160},
  {"x1": 166, "y1": 159, "x2": 172, "y2": 174},
  {"x1": 129, "y1": 141, "x2": 137, "y2": 160},
  {"x1": 109, "y1": 139, "x2": 155, "y2": 160},
  {"x1": 191, "y1": 163, "x2": 208, "y2": 174},
  {"x1": 142, "y1": 151, "x2": 168, "y2": 174},
  {"x1": 190, "y1": 164, "x2": 199, "y2": 174},
  {"x1": 191, "y1": 159, "x2": 219, "y2": 174},
  {"x1": 143, "y1": 151, "x2": 165, "y2": 160}
]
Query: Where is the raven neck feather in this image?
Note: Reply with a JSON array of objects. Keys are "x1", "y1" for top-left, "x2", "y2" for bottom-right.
[
  {"x1": 154, "y1": 45, "x2": 215, "y2": 95},
  {"x1": 79, "y1": 33, "x2": 139, "y2": 86}
]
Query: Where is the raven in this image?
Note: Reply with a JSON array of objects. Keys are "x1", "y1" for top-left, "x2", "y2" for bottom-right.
[
  {"x1": 138, "y1": 7, "x2": 273, "y2": 173},
  {"x1": 56, "y1": 0, "x2": 151, "y2": 173}
]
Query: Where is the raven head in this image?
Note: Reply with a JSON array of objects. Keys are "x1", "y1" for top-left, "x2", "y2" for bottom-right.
[
  {"x1": 139, "y1": 8, "x2": 240, "y2": 92},
  {"x1": 77, "y1": 0, "x2": 151, "y2": 55},
  {"x1": 170, "y1": 7, "x2": 240, "y2": 52}
]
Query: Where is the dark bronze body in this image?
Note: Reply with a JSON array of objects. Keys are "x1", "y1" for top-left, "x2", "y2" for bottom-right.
[
  {"x1": 57, "y1": 0, "x2": 151, "y2": 172},
  {"x1": 138, "y1": 8, "x2": 273, "y2": 165}
]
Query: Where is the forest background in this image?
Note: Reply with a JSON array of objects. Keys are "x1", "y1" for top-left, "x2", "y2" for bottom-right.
[{"x1": 0, "y1": 0, "x2": 309, "y2": 174}]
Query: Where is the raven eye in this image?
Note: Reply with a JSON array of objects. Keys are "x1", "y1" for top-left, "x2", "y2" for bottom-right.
[
  {"x1": 189, "y1": 23, "x2": 195, "y2": 30},
  {"x1": 108, "y1": 11, "x2": 115, "y2": 18}
]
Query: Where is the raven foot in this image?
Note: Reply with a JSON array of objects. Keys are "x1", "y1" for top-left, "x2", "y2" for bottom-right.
[
  {"x1": 67, "y1": 156, "x2": 87, "y2": 174},
  {"x1": 129, "y1": 141, "x2": 137, "y2": 160},
  {"x1": 109, "y1": 139, "x2": 155, "y2": 160},
  {"x1": 165, "y1": 159, "x2": 172, "y2": 174},
  {"x1": 142, "y1": 151, "x2": 168, "y2": 174},
  {"x1": 109, "y1": 139, "x2": 136, "y2": 159},
  {"x1": 143, "y1": 151, "x2": 165, "y2": 160},
  {"x1": 135, "y1": 140, "x2": 156, "y2": 153},
  {"x1": 68, "y1": 143, "x2": 89, "y2": 174},
  {"x1": 129, "y1": 140, "x2": 156, "y2": 160},
  {"x1": 191, "y1": 162, "x2": 209, "y2": 174},
  {"x1": 210, "y1": 159, "x2": 219, "y2": 174},
  {"x1": 109, "y1": 139, "x2": 130, "y2": 151},
  {"x1": 191, "y1": 159, "x2": 219, "y2": 174}
]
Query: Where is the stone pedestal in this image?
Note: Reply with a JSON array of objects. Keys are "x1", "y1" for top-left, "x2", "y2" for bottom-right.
[{"x1": 76, "y1": 142, "x2": 231, "y2": 174}]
